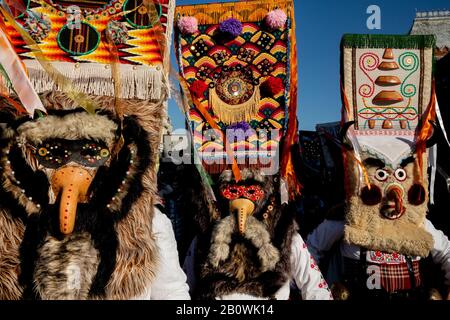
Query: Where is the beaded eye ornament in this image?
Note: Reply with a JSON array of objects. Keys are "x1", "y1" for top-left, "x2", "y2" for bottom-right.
[{"x1": 220, "y1": 184, "x2": 265, "y2": 203}]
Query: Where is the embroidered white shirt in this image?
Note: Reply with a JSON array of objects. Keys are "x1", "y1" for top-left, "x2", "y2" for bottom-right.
[
  {"x1": 306, "y1": 219, "x2": 450, "y2": 286},
  {"x1": 183, "y1": 233, "x2": 333, "y2": 300}
]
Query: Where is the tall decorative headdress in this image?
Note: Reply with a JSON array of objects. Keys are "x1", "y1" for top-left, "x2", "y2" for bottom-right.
[
  {"x1": 0, "y1": 0, "x2": 174, "y2": 100},
  {"x1": 175, "y1": 0, "x2": 300, "y2": 199},
  {"x1": 340, "y1": 34, "x2": 437, "y2": 257},
  {"x1": 173, "y1": 0, "x2": 301, "y2": 299}
]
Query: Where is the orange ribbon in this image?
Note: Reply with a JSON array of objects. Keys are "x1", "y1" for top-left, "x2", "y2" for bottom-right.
[
  {"x1": 178, "y1": 76, "x2": 242, "y2": 181},
  {"x1": 340, "y1": 78, "x2": 371, "y2": 189},
  {"x1": 2, "y1": 94, "x2": 27, "y2": 114},
  {"x1": 415, "y1": 81, "x2": 436, "y2": 182},
  {"x1": 280, "y1": 5, "x2": 301, "y2": 199}
]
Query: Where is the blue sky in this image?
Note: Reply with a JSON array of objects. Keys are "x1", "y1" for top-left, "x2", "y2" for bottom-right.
[{"x1": 168, "y1": 0, "x2": 449, "y2": 130}]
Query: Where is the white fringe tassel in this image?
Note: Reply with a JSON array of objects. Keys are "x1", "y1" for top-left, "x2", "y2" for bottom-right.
[{"x1": 18, "y1": 60, "x2": 165, "y2": 100}]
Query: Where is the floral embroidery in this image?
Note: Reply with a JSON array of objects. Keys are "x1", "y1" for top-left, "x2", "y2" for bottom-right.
[
  {"x1": 302, "y1": 240, "x2": 331, "y2": 294},
  {"x1": 369, "y1": 250, "x2": 404, "y2": 263},
  {"x1": 367, "y1": 250, "x2": 420, "y2": 264},
  {"x1": 309, "y1": 254, "x2": 320, "y2": 271},
  {"x1": 318, "y1": 278, "x2": 329, "y2": 290}
]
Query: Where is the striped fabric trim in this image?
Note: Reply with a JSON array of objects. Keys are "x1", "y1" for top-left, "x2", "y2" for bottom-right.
[{"x1": 377, "y1": 261, "x2": 421, "y2": 292}]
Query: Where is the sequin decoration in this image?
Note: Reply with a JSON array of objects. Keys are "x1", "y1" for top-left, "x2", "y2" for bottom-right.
[
  {"x1": 256, "y1": 59, "x2": 274, "y2": 76},
  {"x1": 215, "y1": 70, "x2": 255, "y2": 105},
  {"x1": 212, "y1": 51, "x2": 230, "y2": 64},
  {"x1": 221, "y1": 184, "x2": 265, "y2": 202},
  {"x1": 256, "y1": 32, "x2": 275, "y2": 51},
  {"x1": 32, "y1": 139, "x2": 111, "y2": 168},
  {"x1": 190, "y1": 39, "x2": 209, "y2": 57},
  {"x1": 237, "y1": 48, "x2": 256, "y2": 63}
]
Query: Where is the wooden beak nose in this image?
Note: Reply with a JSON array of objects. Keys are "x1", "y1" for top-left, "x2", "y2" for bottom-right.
[
  {"x1": 230, "y1": 198, "x2": 255, "y2": 235},
  {"x1": 51, "y1": 166, "x2": 93, "y2": 235}
]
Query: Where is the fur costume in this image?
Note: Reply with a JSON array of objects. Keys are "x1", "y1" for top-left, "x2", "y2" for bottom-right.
[
  {"x1": 343, "y1": 152, "x2": 433, "y2": 257},
  {"x1": 305, "y1": 35, "x2": 450, "y2": 301},
  {"x1": 175, "y1": 0, "x2": 308, "y2": 299},
  {"x1": 0, "y1": 91, "x2": 165, "y2": 299},
  {"x1": 304, "y1": 34, "x2": 450, "y2": 300},
  {"x1": 340, "y1": 34, "x2": 436, "y2": 258},
  {"x1": 193, "y1": 169, "x2": 298, "y2": 299},
  {"x1": 0, "y1": 0, "x2": 176, "y2": 300}
]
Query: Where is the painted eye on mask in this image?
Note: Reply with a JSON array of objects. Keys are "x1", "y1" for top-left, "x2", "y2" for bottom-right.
[
  {"x1": 394, "y1": 168, "x2": 407, "y2": 181},
  {"x1": 375, "y1": 169, "x2": 389, "y2": 181},
  {"x1": 221, "y1": 184, "x2": 264, "y2": 202},
  {"x1": 33, "y1": 139, "x2": 111, "y2": 168},
  {"x1": 38, "y1": 147, "x2": 48, "y2": 156},
  {"x1": 221, "y1": 185, "x2": 244, "y2": 200},
  {"x1": 229, "y1": 187, "x2": 239, "y2": 194},
  {"x1": 408, "y1": 183, "x2": 426, "y2": 205},
  {"x1": 242, "y1": 185, "x2": 264, "y2": 202}
]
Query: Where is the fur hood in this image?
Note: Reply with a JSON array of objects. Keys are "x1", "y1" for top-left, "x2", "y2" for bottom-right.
[
  {"x1": 0, "y1": 91, "x2": 165, "y2": 299},
  {"x1": 193, "y1": 169, "x2": 298, "y2": 299}
]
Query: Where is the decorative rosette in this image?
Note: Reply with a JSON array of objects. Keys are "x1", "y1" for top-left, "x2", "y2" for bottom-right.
[
  {"x1": 209, "y1": 66, "x2": 260, "y2": 124},
  {"x1": 215, "y1": 70, "x2": 255, "y2": 105}
]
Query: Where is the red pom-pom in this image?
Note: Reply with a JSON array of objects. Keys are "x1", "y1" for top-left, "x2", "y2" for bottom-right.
[
  {"x1": 261, "y1": 77, "x2": 284, "y2": 96},
  {"x1": 190, "y1": 80, "x2": 208, "y2": 99}
]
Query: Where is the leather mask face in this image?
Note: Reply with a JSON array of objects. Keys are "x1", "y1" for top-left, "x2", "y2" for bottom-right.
[{"x1": 32, "y1": 139, "x2": 111, "y2": 169}]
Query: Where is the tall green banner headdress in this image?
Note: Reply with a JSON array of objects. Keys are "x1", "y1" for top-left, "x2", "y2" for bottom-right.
[{"x1": 340, "y1": 34, "x2": 437, "y2": 258}]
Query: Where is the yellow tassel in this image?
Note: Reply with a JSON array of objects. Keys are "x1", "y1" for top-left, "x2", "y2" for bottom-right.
[
  {"x1": 209, "y1": 85, "x2": 260, "y2": 124},
  {"x1": 176, "y1": 0, "x2": 294, "y2": 24}
]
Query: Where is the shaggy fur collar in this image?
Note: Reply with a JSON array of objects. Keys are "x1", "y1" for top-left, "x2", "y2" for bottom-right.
[
  {"x1": 208, "y1": 215, "x2": 280, "y2": 273},
  {"x1": 34, "y1": 232, "x2": 100, "y2": 300},
  {"x1": 0, "y1": 208, "x2": 24, "y2": 299},
  {"x1": 193, "y1": 167, "x2": 298, "y2": 299}
]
